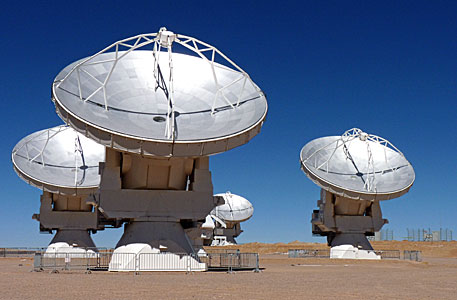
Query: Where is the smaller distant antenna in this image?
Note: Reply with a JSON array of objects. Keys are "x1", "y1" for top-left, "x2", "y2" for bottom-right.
[
  {"x1": 300, "y1": 128, "x2": 415, "y2": 200},
  {"x1": 207, "y1": 192, "x2": 254, "y2": 246},
  {"x1": 12, "y1": 125, "x2": 104, "y2": 194}
]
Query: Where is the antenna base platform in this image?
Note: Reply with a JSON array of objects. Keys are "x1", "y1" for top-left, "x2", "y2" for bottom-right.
[
  {"x1": 311, "y1": 189, "x2": 388, "y2": 254},
  {"x1": 49, "y1": 229, "x2": 97, "y2": 249},
  {"x1": 116, "y1": 221, "x2": 194, "y2": 253}
]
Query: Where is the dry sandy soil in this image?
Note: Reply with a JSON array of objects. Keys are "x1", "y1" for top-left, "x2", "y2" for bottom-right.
[
  {"x1": 1, "y1": 241, "x2": 456, "y2": 300},
  {"x1": 216, "y1": 240, "x2": 457, "y2": 257}
]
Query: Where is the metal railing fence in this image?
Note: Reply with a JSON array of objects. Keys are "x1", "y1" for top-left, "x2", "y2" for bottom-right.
[
  {"x1": 374, "y1": 250, "x2": 400, "y2": 259},
  {"x1": 403, "y1": 250, "x2": 422, "y2": 262},
  {"x1": 289, "y1": 249, "x2": 414, "y2": 261},
  {"x1": 288, "y1": 249, "x2": 330, "y2": 258},
  {"x1": 32, "y1": 250, "x2": 260, "y2": 272},
  {"x1": 108, "y1": 252, "x2": 207, "y2": 272},
  {"x1": 36, "y1": 251, "x2": 112, "y2": 271},
  {"x1": 138, "y1": 253, "x2": 204, "y2": 272},
  {"x1": 35, "y1": 251, "x2": 209, "y2": 272},
  {"x1": 200, "y1": 252, "x2": 260, "y2": 272},
  {"x1": 204, "y1": 248, "x2": 241, "y2": 254},
  {"x1": 33, "y1": 251, "x2": 107, "y2": 272},
  {"x1": 0, "y1": 247, "x2": 111, "y2": 258},
  {"x1": 0, "y1": 248, "x2": 38, "y2": 257}
]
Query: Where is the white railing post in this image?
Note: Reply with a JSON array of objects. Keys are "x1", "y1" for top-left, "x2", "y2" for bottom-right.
[{"x1": 186, "y1": 255, "x2": 191, "y2": 273}]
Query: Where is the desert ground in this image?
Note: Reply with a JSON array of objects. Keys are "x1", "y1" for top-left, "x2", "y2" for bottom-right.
[{"x1": 1, "y1": 241, "x2": 456, "y2": 300}]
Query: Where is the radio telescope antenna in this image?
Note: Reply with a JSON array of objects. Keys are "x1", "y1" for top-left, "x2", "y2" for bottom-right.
[
  {"x1": 12, "y1": 125, "x2": 104, "y2": 194},
  {"x1": 12, "y1": 125, "x2": 105, "y2": 251},
  {"x1": 211, "y1": 192, "x2": 254, "y2": 224},
  {"x1": 52, "y1": 27, "x2": 267, "y2": 157},
  {"x1": 300, "y1": 128, "x2": 415, "y2": 259},
  {"x1": 50, "y1": 28, "x2": 267, "y2": 270},
  {"x1": 301, "y1": 128, "x2": 414, "y2": 200},
  {"x1": 202, "y1": 192, "x2": 254, "y2": 246}
]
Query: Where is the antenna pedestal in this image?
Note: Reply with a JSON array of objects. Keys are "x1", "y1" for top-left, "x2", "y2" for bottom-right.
[
  {"x1": 98, "y1": 149, "x2": 220, "y2": 258},
  {"x1": 49, "y1": 229, "x2": 97, "y2": 249},
  {"x1": 36, "y1": 191, "x2": 99, "y2": 231},
  {"x1": 312, "y1": 189, "x2": 388, "y2": 254},
  {"x1": 116, "y1": 221, "x2": 194, "y2": 253},
  {"x1": 44, "y1": 229, "x2": 98, "y2": 256},
  {"x1": 34, "y1": 191, "x2": 100, "y2": 252},
  {"x1": 327, "y1": 233, "x2": 373, "y2": 249},
  {"x1": 211, "y1": 223, "x2": 242, "y2": 246}
]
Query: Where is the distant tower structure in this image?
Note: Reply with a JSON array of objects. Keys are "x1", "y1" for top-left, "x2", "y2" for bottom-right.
[
  {"x1": 300, "y1": 128, "x2": 415, "y2": 259},
  {"x1": 440, "y1": 228, "x2": 453, "y2": 241},
  {"x1": 407, "y1": 228, "x2": 453, "y2": 241},
  {"x1": 371, "y1": 229, "x2": 394, "y2": 241}
]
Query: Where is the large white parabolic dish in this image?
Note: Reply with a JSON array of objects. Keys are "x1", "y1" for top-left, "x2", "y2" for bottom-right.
[
  {"x1": 52, "y1": 29, "x2": 268, "y2": 157},
  {"x1": 300, "y1": 128, "x2": 415, "y2": 201},
  {"x1": 211, "y1": 192, "x2": 254, "y2": 223},
  {"x1": 12, "y1": 125, "x2": 104, "y2": 195}
]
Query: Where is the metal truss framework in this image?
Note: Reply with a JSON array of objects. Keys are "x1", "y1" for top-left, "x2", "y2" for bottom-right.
[{"x1": 56, "y1": 27, "x2": 260, "y2": 140}]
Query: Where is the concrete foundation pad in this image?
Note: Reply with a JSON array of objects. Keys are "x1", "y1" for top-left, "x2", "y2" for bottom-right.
[{"x1": 330, "y1": 245, "x2": 380, "y2": 260}]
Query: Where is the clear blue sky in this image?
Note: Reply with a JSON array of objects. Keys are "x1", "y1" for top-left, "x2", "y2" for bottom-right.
[{"x1": 1, "y1": 1, "x2": 456, "y2": 247}]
